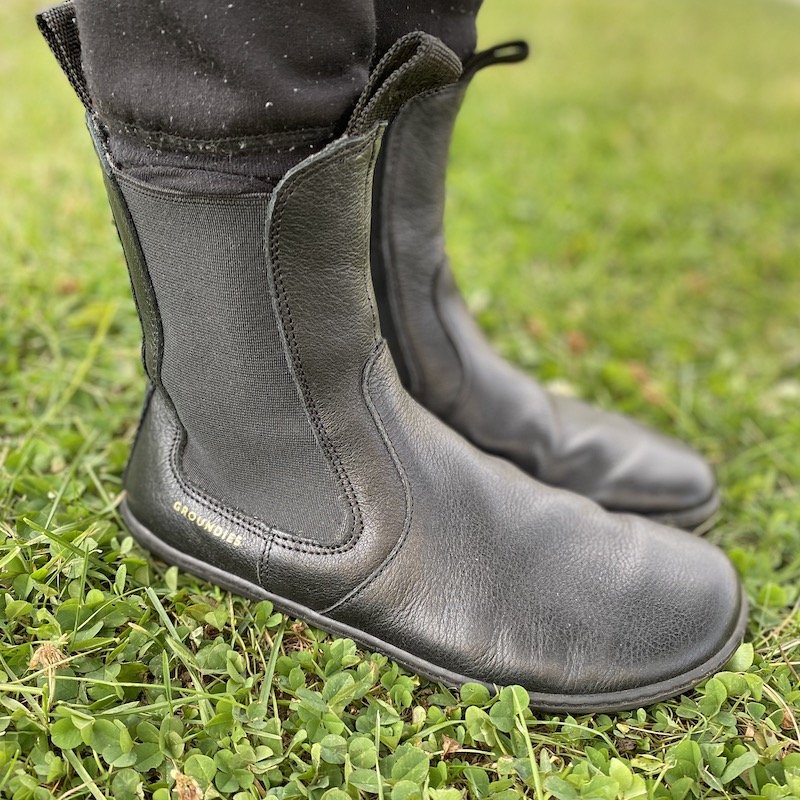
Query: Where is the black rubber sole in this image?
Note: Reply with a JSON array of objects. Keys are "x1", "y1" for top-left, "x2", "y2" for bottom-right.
[
  {"x1": 122, "y1": 498, "x2": 747, "y2": 714},
  {"x1": 635, "y1": 489, "x2": 721, "y2": 532}
]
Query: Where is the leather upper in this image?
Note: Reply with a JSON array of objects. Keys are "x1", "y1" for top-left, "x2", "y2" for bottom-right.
[
  {"x1": 371, "y1": 67, "x2": 718, "y2": 521},
  {"x1": 331, "y1": 345, "x2": 740, "y2": 693},
  {"x1": 114, "y1": 103, "x2": 742, "y2": 698}
]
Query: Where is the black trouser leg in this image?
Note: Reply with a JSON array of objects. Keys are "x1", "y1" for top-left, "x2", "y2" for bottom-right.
[
  {"x1": 74, "y1": 0, "x2": 482, "y2": 192},
  {"x1": 374, "y1": 0, "x2": 483, "y2": 63},
  {"x1": 74, "y1": 0, "x2": 377, "y2": 191}
]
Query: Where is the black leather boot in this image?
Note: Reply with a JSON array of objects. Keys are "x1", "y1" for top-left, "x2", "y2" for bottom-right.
[
  {"x1": 371, "y1": 42, "x2": 720, "y2": 529},
  {"x1": 40, "y1": 9, "x2": 746, "y2": 712}
]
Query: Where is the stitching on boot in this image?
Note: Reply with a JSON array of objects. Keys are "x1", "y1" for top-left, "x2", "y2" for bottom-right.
[
  {"x1": 138, "y1": 326, "x2": 361, "y2": 556},
  {"x1": 267, "y1": 138, "x2": 382, "y2": 551},
  {"x1": 157, "y1": 140, "x2": 384, "y2": 557},
  {"x1": 119, "y1": 138, "x2": 397, "y2": 556},
  {"x1": 362, "y1": 139, "x2": 383, "y2": 340},
  {"x1": 167, "y1": 425, "x2": 270, "y2": 546},
  {"x1": 114, "y1": 169, "x2": 359, "y2": 553},
  {"x1": 259, "y1": 531, "x2": 276, "y2": 590},
  {"x1": 257, "y1": 530, "x2": 276, "y2": 590},
  {"x1": 256, "y1": 533, "x2": 267, "y2": 587},
  {"x1": 165, "y1": 417, "x2": 367, "y2": 556},
  {"x1": 157, "y1": 381, "x2": 366, "y2": 555},
  {"x1": 322, "y1": 340, "x2": 414, "y2": 615},
  {"x1": 270, "y1": 215, "x2": 360, "y2": 547}
]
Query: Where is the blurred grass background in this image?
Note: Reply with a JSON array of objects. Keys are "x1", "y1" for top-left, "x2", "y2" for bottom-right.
[{"x1": 1, "y1": 0, "x2": 800, "y2": 798}]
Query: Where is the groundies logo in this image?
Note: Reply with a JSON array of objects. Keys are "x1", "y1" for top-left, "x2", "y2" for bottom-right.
[{"x1": 172, "y1": 501, "x2": 243, "y2": 548}]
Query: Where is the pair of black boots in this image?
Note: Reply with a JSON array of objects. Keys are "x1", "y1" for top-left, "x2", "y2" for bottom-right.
[{"x1": 40, "y1": 4, "x2": 747, "y2": 712}]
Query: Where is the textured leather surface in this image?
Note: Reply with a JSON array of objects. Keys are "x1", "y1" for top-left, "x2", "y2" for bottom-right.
[
  {"x1": 111, "y1": 117, "x2": 744, "y2": 698},
  {"x1": 372, "y1": 76, "x2": 718, "y2": 519},
  {"x1": 330, "y1": 344, "x2": 740, "y2": 693}
]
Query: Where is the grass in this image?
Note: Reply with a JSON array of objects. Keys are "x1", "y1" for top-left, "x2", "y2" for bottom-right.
[{"x1": 1, "y1": 0, "x2": 799, "y2": 797}]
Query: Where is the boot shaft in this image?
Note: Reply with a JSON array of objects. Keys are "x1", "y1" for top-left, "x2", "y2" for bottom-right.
[
  {"x1": 39, "y1": 3, "x2": 462, "y2": 557},
  {"x1": 371, "y1": 42, "x2": 529, "y2": 409}
]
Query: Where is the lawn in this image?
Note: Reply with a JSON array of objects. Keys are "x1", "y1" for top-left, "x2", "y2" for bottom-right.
[{"x1": 1, "y1": 0, "x2": 799, "y2": 797}]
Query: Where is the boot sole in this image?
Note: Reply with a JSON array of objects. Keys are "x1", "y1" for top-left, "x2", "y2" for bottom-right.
[
  {"x1": 641, "y1": 490, "x2": 721, "y2": 531},
  {"x1": 122, "y1": 498, "x2": 747, "y2": 714}
]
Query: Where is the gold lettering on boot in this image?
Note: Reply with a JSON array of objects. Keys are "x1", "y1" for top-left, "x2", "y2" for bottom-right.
[{"x1": 171, "y1": 500, "x2": 243, "y2": 548}]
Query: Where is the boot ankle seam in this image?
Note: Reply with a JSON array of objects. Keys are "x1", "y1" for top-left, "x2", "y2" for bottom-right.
[
  {"x1": 255, "y1": 533, "x2": 267, "y2": 588},
  {"x1": 363, "y1": 140, "x2": 382, "y2": 342},
  {"x1": 257, "y1": 531, "x2": 276, "y2": 591}
]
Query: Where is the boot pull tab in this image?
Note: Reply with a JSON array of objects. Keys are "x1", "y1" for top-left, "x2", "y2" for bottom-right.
[
  {"x1": 347, "y1": 32, "x2": 463, "y2": 137},
  {"x1": 36, "y1": 0, "x2": 92, "y2": 112},
  {"x1": 463, "y1": 40, "x2": 530, "y2": 80}
]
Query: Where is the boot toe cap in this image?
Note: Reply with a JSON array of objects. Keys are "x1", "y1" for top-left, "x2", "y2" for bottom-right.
[
  {"x1": 583, "y1": 517, "x2": 744, "y2": 696},
  {"x1": 596, "y1": 435, "x2": 719, "y2": 521},
  {"x1": 499, "y1": 512, "x2": 746, "y2": 709},
  {"x1": 548, "y1": 395, "x2": 719, "y2": 526},
  {"x1": 502, "y1": 508, "x2": 746, "y2": 701}
]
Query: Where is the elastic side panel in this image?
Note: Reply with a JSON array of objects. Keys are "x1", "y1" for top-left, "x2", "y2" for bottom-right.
[{"x1": 117, "y1": 178, "x2": 351, "y2": 544}]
